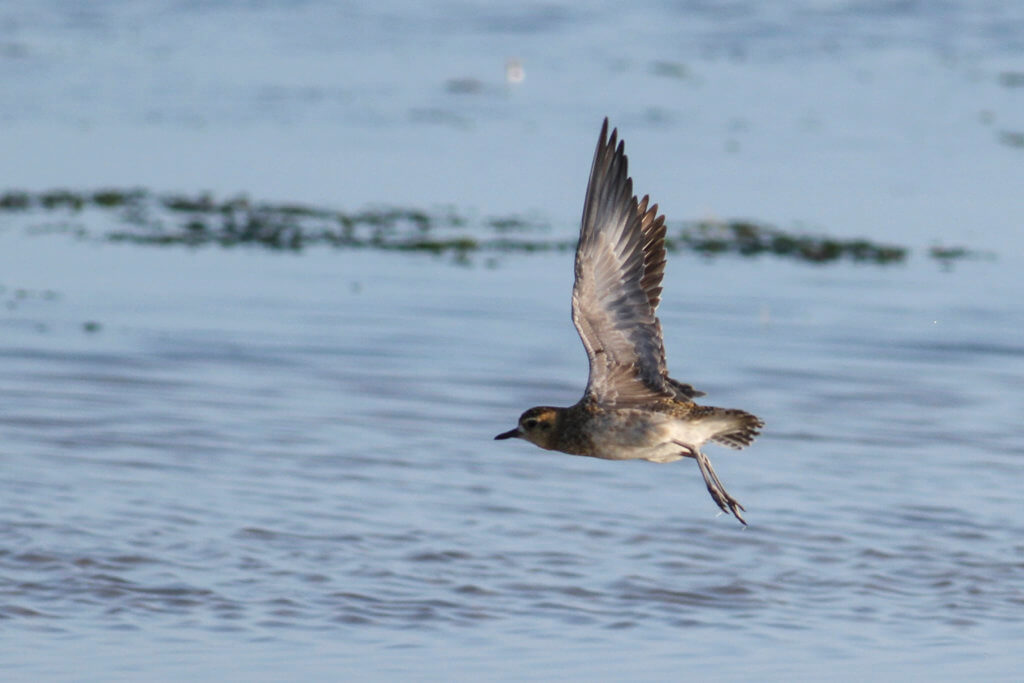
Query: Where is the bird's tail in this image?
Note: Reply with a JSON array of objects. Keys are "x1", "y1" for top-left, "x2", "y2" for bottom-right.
[{"x1": 696, "y1": 407, "x2": 764, "y2": 450}]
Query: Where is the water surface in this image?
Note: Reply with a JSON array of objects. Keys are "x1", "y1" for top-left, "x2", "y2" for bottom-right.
[{"x1": 2, "y1": 0, "x2": 1023, "y2": 680}]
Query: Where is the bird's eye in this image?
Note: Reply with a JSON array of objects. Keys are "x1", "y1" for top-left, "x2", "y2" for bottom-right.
[{"x1": 524, "y1": 418, "x2": 538, "y2": 429}]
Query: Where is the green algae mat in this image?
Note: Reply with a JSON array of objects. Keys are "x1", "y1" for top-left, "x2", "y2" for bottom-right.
[{"x1": 2, "y1": 188, "x2": 982, "y2": 266}]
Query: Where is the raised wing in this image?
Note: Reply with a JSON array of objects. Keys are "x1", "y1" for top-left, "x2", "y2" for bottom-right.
[{"x1": 571, "y1": 119, "x2": 703, "y2": 405}]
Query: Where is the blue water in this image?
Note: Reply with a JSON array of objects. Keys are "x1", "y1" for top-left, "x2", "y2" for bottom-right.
[{"x1": 2, "y1": 1, "x2": 1024, "y2": 680}]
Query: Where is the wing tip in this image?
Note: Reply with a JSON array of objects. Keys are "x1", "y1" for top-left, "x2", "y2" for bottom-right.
[{"x1": 599, "y1": 117, "x2": 623, "y2": 163}]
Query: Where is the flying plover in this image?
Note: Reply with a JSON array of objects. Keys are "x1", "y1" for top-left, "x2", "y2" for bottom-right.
[{"x1": 495, "y1": 119, "x2": 763, "y2": 524}]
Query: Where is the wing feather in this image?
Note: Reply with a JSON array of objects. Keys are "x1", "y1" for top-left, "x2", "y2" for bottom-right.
[{"x1": 571, "y1": 119, "x2": 703, "y2": 405}]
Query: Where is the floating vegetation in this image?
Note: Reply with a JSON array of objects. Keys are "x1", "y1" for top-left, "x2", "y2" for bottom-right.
[
  {"x1": 92, "y1": 188, "x2": 141, "y2": 207},
  {"x1": 39, "y1": 189, "x2": 86, "y2": 211},
  {"x1": 0, "y1": 191, "x2": 31, "y2": 210},
  {"x1": 680, "y1": 221, "x2": 907, "y2": 264},
  {"x1": 0, "y1": 187, "x2": 978, "y2": 266},
  {"x1": 928, "y1": 244, "x2": 994, "y2": 267}
]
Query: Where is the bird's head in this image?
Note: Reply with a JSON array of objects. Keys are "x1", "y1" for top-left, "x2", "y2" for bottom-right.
[{"x1": 494, "y1": 406, "x2": 560, "y2": 450}]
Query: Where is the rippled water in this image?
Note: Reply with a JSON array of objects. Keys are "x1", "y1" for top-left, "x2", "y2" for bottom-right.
[
  {"x1": 3, "y1": 229, "x2": 1022, "y2": 679},
  {"x1": 3, "y1": 0, "x2": 1024, "y2": 680}
]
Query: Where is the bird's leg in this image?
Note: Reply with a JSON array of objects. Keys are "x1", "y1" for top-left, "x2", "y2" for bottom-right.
[
  {"x1": 674, "y1": 442, "x2": 747, "y2": 526},
  {"x1": 696, "y1": 449, "x2": 747, "y2": 526}
]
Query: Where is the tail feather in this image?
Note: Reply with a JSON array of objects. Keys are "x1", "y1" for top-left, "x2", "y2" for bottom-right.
[{"x1": 697, "y1": 407, "x2": 764, "y2": 450}]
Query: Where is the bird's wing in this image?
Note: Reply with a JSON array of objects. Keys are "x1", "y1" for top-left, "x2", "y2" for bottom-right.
[{"x1": 571, "y1": 119, "x2": 703, "y2": 406}]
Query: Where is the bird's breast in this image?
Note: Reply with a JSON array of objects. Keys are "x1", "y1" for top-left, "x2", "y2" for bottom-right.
[{"x1": 556, "y1": 407, "x2": 675, "y2": 461}]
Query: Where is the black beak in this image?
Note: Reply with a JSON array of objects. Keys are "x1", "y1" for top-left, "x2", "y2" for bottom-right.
[{"x1": 494, "y1": 428, "x2": 519, "y2": 440}]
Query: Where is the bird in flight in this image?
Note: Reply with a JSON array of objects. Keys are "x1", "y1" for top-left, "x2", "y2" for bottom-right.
[{"x1": 495, "y1": 119, "x2": 763, "y2": 524}]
